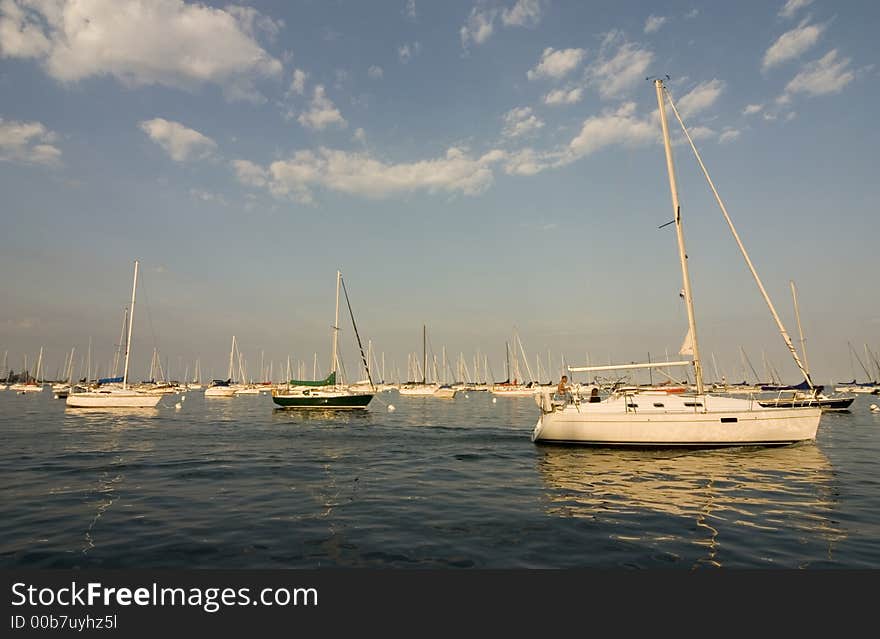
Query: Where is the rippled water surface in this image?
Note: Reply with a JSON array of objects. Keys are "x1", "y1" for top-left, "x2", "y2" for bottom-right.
[{"x1": 2, "y1": 390, "x2": 879, "y2": 568}]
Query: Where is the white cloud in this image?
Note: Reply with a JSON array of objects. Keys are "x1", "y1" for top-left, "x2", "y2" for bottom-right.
[
  {"x1": 502, "y1": 147, "x2": 559, "y2": 176},
  {"x1": 404, "y1": 0, "x2": 416, "y2": 20},
  {"x1": 368, "y1": 65, "x2": 384, "y2": 79},
  {"x1": 784, "y1": 49, "x2": 855, "y2": 97},
  {"x1": 686, "y1": 125, "x2": 716, "y2": 141},
  {"x1": 527, "y1": 47, "x2": 586, "y2": 80},
  {"x1": 779, "y1": 0, "x2": 813, "y2": 19},
  {"x1": 567, "y1": 102, "x2": 657, "y2": 159},
  {"x1": 225, "y1": 5, "x2": 284, "y2": 41},
  {"x1": 501, "y1": 107, "x2": 544, "y2": 138},
  {"x1": 762, "y1": 21, "x2": 825, "y2": 71},
  {"x1": 501, "y1": 102, "x2": 662, "y2": 177},
  {"x1": 501, "y1": 0, "x2": 544, "y2": 28},
  {"x1": 543, "y1": 87, "x2": 583, "y2": 105},
  {"x1": 0, "y1": 117, "x2": 62, "y2": 165},
  {"x1": 742, "y1": 103, "x2": 764, "y2": 115},
  {"x1": 232, "y1": 159, "x2": 269, "y2": 188},
  {"x1": 460, "y1": 7, "x2": 496, "y2": 50},
  {"x1": 644, "y1": 15, "x2": 667, "y2": 34},
  {"x1": 239, "y1": 146, "x2": 507, "y2": 203},
  {"x1": 684, "y1": 9, "x2": 699, "y2": 19},
  {"x1": 588, "y1": 32, "x2": 653, "y2": 99},
  {"x1": 398, "y1": 41, "x2": 421, "y2": 63},
  {"x1": 0, "y1": 0, "x2": 283, "y2": 101},
  {"x1": 289, "y1": 68, "x2": 308, "y2": 95},
  {"x1": 676, "y1": 79, "x2": 725, "y2": 118},
  {"x1": 297, "y1": 85, "x2": 347, "y2": 131},
  {"x1": 189, "y1": 188, "x2": 228, "y2": 206},
  {"x1": 139, "y1": 118, "x2": 216, "y2": 162},
  {"x1": 460, "y1": 1, "x2": 544, "y2": 50},
  {"x1": 353, "y1": 128, "x2": 366, "y2": 144},
  {"x1": 0, "y1": 0, "x2": 52, "y2": 58}
]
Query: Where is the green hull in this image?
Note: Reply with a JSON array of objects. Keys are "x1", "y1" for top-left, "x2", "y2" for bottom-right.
[{"x1": 272, "y1": 392, "x2": 373, "y2": 409}]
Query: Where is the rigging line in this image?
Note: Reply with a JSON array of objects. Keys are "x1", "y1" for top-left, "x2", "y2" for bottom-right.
[
  {"x1": 339, "y1": 275, "x2": 374, "y2": 391},
  {"x1": 662, "y1": 84, "x2": 815, "y2": 391},
  {"x1": 137, "y1": 266, "x2": 163, "y2": 370}
]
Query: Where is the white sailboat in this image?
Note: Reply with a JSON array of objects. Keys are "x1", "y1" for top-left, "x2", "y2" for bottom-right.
[
  {"x1": 11, "y1": 348, "x2": 45, "y2": 392},
  {"x1": 398, "y1": 325, "x2": 440, "y2": 396},
  {"x1": 66, "y1": 261, "x2": 161, "y2": 409},
  {"x1": 205, "y1": 337, "x2": 238, "y2": 397},
  {"x1": 533, "y1": 78, "x2": 821, "y2": 446}
]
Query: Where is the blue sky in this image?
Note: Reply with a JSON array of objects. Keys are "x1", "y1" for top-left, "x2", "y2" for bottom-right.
[{"x1": 1, "y1": 0, "x2": 878, "y2": 385}]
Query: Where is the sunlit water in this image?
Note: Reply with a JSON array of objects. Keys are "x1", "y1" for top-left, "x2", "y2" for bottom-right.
[{"x1": 1, "y1": 389, "x2": 879, "y2": 568}]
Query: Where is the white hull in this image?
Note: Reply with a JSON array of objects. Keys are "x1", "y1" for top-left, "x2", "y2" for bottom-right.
[
  {"x1": 66, "y1": 390, "x2": 161, "y2": 408},
  {"x1": 491, "y1": 386, "x2": 540, "y2": 397},
  {"x1": 433, "y1": 387, "x2": 457, "y2": 399},
  {"x1": 10, "y1": 384, "x2": 44, "y2": 393},
  {"x1": 834, "y1": 385, "x2": 879, "y2": 394},
  {"x1": 233, "y1": 386, "x2": 262, "y2": 395},
  {"x1": 205, "y1": 386, "x2": 236, "y2": 397},
  {"x1": 533, "y1": 392, "x2": 820, "y2": 446},
  {"x1": 398, "y1": 384, "x2": 440, "y2": 396}
]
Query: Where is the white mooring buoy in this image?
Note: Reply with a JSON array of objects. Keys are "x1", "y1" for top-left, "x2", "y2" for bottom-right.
[{"x1": 387, "y1": 404, "x2": 396, "y2": 412}]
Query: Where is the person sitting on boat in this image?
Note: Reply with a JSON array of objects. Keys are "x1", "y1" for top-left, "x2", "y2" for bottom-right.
[
  {"x1": 589, "y1": 387, "x2": 601, "y2": 403},
  {"x1": 554, "y1": 375, "x2": 573, "y2": 404}
]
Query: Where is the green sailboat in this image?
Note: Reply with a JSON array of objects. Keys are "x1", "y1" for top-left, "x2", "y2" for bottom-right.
[{"x1": 272, "y1": 271, "x2": 374, "y2": 410}]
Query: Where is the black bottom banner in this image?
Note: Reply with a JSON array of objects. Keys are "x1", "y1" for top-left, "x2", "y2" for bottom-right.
[{"x1": 1, "y1": 569, "x2": 866, "y2": 635}]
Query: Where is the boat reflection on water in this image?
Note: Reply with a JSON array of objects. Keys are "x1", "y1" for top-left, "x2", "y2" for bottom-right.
[
  {"x1": 535, "y1": 443, "x2": 844, "y2": 567},
  {"x1": 270, "y1": 407, "x2": 373, "y2": 426}
]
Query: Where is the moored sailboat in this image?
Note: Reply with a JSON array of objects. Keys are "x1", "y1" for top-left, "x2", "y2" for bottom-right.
[
  {"x1": 272, "y1": 271, "x2": 374, "y2": 410},
  {"x1": 66, "y1": 261, "x2": 161, "y2": 409},
  {"x1": 533, "y1": 78, "x2": 821, "y2": 446}
]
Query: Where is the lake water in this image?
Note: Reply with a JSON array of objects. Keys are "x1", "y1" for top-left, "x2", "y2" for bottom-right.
[{"x1": 2, "y1": 389, "x2": 879, "y2": 568}]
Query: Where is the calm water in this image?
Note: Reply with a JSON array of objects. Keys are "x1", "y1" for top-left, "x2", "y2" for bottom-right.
[{"x1": 1, "y1": 389, "x2": 879, "y2": 568}]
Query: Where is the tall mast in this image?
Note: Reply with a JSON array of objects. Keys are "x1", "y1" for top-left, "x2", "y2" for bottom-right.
[
  {"x1": 655, "y1": 78, "x2": 704, "y2": 394},
  {"x1": 331, "y1": 270, "x2": 341, "y2": 375},
  {"x1": 228, "y1": 335, "x2": 236, "y2": 381},
  {"x1": 122, "y1": 260, "x2": 138, "y2": 390},
  {"x1": 662, "y1": 80, "x2": 814, "y2": 390},
  {"x1": 422, "y1": 325, "x2": 427, "y2": 384},
  {"x1": 790, "y1": 281, "x2": 810, "y2": 377}
]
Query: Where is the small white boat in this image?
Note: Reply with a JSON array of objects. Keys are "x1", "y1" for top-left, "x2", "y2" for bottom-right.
[
  {"x1": 433, "y1": 385, "x2": 457, "y2": 399},
  {"x1": 9, "y1": 382, "x2": 44, "y2": 393},
  {"x1": 205, "y1": 379, "x2": 236, "y2": 397},
  {"x1": 398, "y1": 383, "x2": 440, "y2": 396},
  {"x1": 491, "y1": 383, "x2": 540, "y2": 397},
  {"x1": 66, "y1": 261, "x2": 161, "y2": 409}
]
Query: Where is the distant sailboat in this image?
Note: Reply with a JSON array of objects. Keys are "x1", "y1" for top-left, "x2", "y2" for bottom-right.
[
  {"x1": 757, "y1": 281, "x2": 854, "y2": 411},
  {"x1": 205, "y1": 337, "x2": 238, "y2": 397},
  {"x1": 398, "y1": 325, "x2": 440, "y2": 396},
  {"x1": 66, "y1": 261, "x2": 161, "y2": 409}
]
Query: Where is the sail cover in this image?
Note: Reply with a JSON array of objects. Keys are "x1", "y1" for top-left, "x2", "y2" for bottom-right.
[{"x1": 288, "y1": 371, "x2": 336, "y2": 387}]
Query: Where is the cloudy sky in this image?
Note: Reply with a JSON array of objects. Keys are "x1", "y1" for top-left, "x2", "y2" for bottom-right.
[{"x1": 1, "y1": 0, "x2": 878, "y2": 384}]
